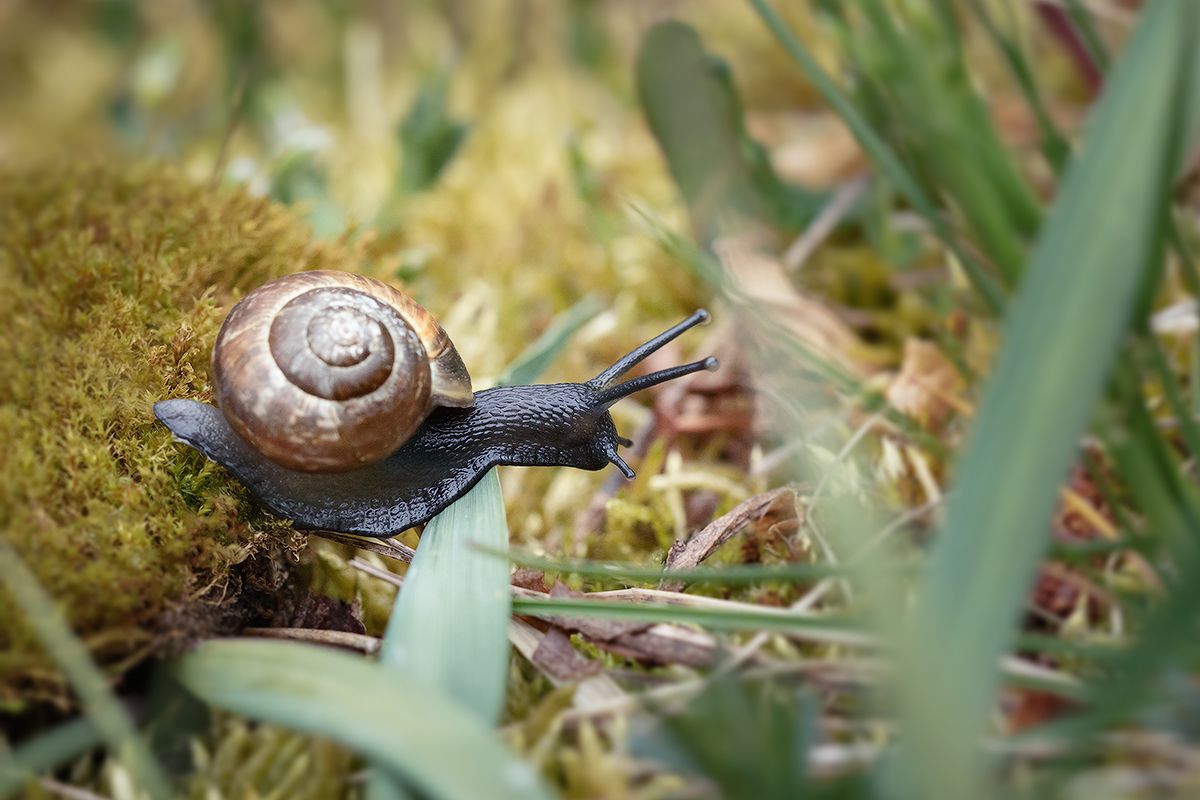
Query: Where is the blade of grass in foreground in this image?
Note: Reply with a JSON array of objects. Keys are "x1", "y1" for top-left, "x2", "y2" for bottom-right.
[
  {"x1": 380, "y1": 469, "x2": 511, "y2": 723},
  {"x1": 510, "y1": 597, "x2": 1086, "y2": 700},
  {"x1": 173, "y1": 639, "x2": 552, "y2": 800},
  {"x1": 896, "y1": 4, "x2": 1199, "y2": 799},
  {"x1": 0, "y1": 718, "x2": 102, "y2": 800},
  {"x1": 366, "y1": 300, "x2": 598, "y2": 798},
  {"x1": 0, "y1": 537, "x2": 170, "y2": 799},
  {"x1": 378, "y1": 297, "x2": 600, "y2": 723},
  {"x1": 513, "y1": 595, "x2": 867, "y2": 642},
  {"x1": 493, "y1": 547, "x2": 870, "y2": 584}
]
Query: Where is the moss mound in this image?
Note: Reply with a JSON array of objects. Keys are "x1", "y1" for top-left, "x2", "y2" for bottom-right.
[{"x1": 0, "y1": 163, "x2": 353, "y2": 710}]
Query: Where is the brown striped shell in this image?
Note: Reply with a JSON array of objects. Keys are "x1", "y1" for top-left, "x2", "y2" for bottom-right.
[{"x1": 211, "y1": 271, "x2": 473, "y2": 472}]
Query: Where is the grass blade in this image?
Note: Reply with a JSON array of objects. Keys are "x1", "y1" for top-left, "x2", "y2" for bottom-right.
[
  {"x1": 172, "y1": 639, "x2": 552, "y2": 800},
  {"x1": 512, "y1": 595, "x2": 866, "y2": 642},
  {"x1": 512, "y1": 597, "x2": 1086, "y2": 699},
  {"x1": 0, "y1": 537, "x2": 170, "y2": 799},
  {"x1": 497, "y1": 296, "x2": 601, "y2": 387},
  {"x1": 0, "y1": 718, "x2": 101, "y2": 800},
  {"x1": 748, "y1": 0, "x2": 1006, "y2": 314},
  {"x1": 636, "y1": 21, "x2": 824, "y2": 240},
  {"x1": 368, "y1": 297, "x2": 603, "y2": 796},
  {"x1": 852, "y1": 0, "x2": 1043, "y2": 285},
  {"x1": 895, "y1": 4, "x2": 1200, "y2": 798},
  {"x1": 381, "y1": 469, "x2": 511, "y2": 723},
  {"x1": 969, "y1": 0, "x2": 1072, "y2": 171},
  {"x1": 491, "y1": 547, "x2": 887, "y2": 584},
  {"x1": 377, "y1": 294, "x2": 609, "y2": 721}
]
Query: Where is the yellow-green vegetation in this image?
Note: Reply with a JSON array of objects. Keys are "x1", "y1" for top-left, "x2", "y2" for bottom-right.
[
  {"x1": 3, "y1": 2, "x2": 1200, "y2": 799},
  {"x1": 180, "y1": 715, "x2": 358, "y2": 800},
  {"x1": 0, "y1": 163, "x2": 361, "y2": 710}
]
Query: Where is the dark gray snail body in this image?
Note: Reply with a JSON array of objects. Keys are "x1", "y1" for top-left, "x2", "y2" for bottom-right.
[{"x1": 155, "y1": 271, "x2": 716, "y2": 538}]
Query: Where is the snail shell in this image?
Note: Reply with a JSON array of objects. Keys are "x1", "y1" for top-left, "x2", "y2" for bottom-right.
[{"x1": 212, "y1": 270, "x2": 473, "y2": 473}]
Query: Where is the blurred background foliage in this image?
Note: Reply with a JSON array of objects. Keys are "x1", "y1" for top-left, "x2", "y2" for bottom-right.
[{"x1": 8, "y1": 0, "x2": 1200, "y2": 798}]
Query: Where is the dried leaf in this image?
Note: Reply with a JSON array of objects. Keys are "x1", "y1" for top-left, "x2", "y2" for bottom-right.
[
  {"x1": 716, "y1": 241, "x2": 866, "y2": 374},
  {"x1": 661, "y1": 488, "x2": 797, "y2": 592},
  {"x1": 884, "y1": 339, "x2": 968, "y2": 429},
  {"x1": 531, "y1": 628, "x2": 601, "y2": 683}
]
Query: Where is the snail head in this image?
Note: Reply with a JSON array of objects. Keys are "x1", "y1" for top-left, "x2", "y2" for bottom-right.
[{"x1": 542, "y1": 309, "x2": 718, "y2": 478}]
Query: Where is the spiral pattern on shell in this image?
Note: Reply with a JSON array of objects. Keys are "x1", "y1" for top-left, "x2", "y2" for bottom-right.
[{"x1": 212, "y1": 271, "x2": 473, "y2": 472}]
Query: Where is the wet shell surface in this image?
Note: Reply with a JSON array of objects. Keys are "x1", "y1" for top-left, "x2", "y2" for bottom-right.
[{"x1": 212, "y1": 271, "x2": 472, "y2": 472}]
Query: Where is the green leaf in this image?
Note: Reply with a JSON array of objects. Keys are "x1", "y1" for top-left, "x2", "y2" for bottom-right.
[
  {"x1": 396, "y1": 74, "x2": 468, "y2": 195},
  {"x1": 0, "y1": 537, "x2": 171, "y2": 799},
  {"x1": 636, "y1": 21, "x2": 824, "y2": 241},
  {"x1": 968, "y1": 0, "x2": 1072, "y2": 172},
  {"x1": 513, "y1": 595, "x2": 869, "y2": 642},
  {"x1": 850, "y1": 0, "x2": 1043, "y2": 285},
  {"x1": 381, "y1": 469, "x2": 511, "y2": 724},
  {"x1": 173, "y1": 639, "x2": 552, "y2": 800},
  {"x1": 636, "y1": 677, "x2": 814, "y2": 799},
  {"x1": 0, "y1": 718, "x2": 102, "y2": 800},
  {"x1": 367, "y1": 297, "x2": 597, "y2": 797},
  {"x1": 894, "y1": 3, "x2": 1200, "y2": 798}
]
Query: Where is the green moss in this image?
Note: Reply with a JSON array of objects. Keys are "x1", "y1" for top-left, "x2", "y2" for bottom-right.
[{"x1": 0, "y1": 163, "x2": 357, "y2": 710}]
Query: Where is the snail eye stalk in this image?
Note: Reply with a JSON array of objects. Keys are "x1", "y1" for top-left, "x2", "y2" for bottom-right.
[
  {"x1": 588, "y1": 309, "x2": 711, "y2": 390},
  {"x1": 592, "y1": 357, "x2": 718, "y2": 410}
]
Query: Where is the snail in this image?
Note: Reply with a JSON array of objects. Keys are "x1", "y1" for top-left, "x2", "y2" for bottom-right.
[{"x1": 154, "y1": 270, "x2": 717, "y2": 538}]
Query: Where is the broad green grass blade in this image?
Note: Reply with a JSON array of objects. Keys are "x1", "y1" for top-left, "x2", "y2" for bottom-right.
[
  {"x1": 367, "y1": 299, "x2": 603, "y2": 797},
  {"x1": 0, "y1": 537, "x2": 171, "y2": 800},
  {"x1": 896, "y1": 4, "x2": 1200, "y2": 799},
  {"x1": 0, "y1": 718, "x2": 101, "y2": 800},
  {"x1": 636, "y1": 20, "x2": 824, "y2": 240},
  {"x1": 381, "y1": 469, "x2": 511, "y2": 723},
  {"x1": 380, "y1": 295, "x2": 606, "y2": 722},
  {"x1": 172, "y1": 639, "x2": 552, "y2": 800}
]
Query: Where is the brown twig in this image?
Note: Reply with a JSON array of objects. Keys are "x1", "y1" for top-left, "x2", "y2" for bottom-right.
[
  {"x1": 312, "y1": 531, "x2": 416, "y2": 562},
  {"x1": 660, "y1": 487, "x2": 797, "y2": 592},
  {"x1": 241, "y1": 627, "x2": 381, "y2": 654}
]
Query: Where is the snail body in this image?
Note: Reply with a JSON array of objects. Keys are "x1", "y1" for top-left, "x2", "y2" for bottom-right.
[{"x1": 155, "y1": 271, "x2": 716, "y2": 537}]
